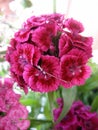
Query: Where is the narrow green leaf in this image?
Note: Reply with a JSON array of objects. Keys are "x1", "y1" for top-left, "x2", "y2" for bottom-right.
[
  {"x1": 91, "y1": 95, "x2": 98, "y2": 112},
  {"x1": 55, "y1": 86, "x2": 77, "y2": 124}
]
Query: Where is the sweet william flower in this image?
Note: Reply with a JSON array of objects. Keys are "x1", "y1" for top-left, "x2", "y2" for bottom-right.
[
  {"x1": 65, "y1": 18, "x2": 84, "y2": 34},
  {"x1": 23, "y1": 55, "x2": 60, "y2": 92},
  {"x1": 23, "y1": 13, "x2": 64, "y2": 30},
  {"x1": 0, "y1": 104, "x2": 30, "y2": 130},
  {"x1": 60, "y1": 49, "x2": 91, "y2": 88},
  {"x1": 59, "y1": 32, "x2": 93, "y2": 58},
  {"x1": 0, "y1": 78, "x2": 20, "y2": 112},
  {"x1": 10, "y1": 69, "x2": 29, "y2": 94},
  {"x1": 68, "y1": 33, "x2": 93, "y2": 58},
  {"x1": 0, "y1": 78, "x2": 30, "y2": 130},
  {"x1": 15, "y1": 28, "x2": 31, "y2": 42},
  {"x1": 59, "y1": 33, "x2": 73, "y2": 57},
  {"x1": 31, "y1": 27, "x2": 52, "y2": 51},
  {"x1": 53, "y1": 99, "x2": 98, "y2": 130},
  {"x1": 10, "y1": 43, "x2": 41, "y2": 76},
  {"x1": 7, "y1": 42, "x2": 41, "y2": 93},
  {"x1": 6, "y1": 13, "x2": 93, "y2": 93}
]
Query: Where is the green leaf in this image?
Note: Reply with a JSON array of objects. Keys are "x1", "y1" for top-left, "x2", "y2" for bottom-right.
[
  {"x1": 91, "y1": 95, "x2": 98, "y2": 112},
  {"x1": 20, "y1": 98, "x2": 34, "y2": 106},
  {"x1": 78, "y1": 71, "x2": 98, "y2": 92},
  {"x1": 55, "y1": 86, "x2": 77, "y2": 124}
]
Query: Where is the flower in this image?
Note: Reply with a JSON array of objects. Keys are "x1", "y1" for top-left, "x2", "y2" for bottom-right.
[
  {"x1": 10, "y1": 43, "x2": 40, "y2": 75},
  {"x1": 53, "y1": 98, "x2": 98, "y2": 130},
  {"x1": 59, "y1": 32, "x2": 93, "y2": 58},
  {"x1": 31, "y1": 26, "x2": 52, "y2": 51},
  {"x1": 0, "y1": 104, "x2": 30, "y2": 130},
  {"x1": 60, "y1": 49, "x2": 91, "y2": 88},
  {"x1": 23, "y1": 55, "x2": 60, "y2": 92},
  {"x1": 0, "y1": 78, "x2": 20, "y2": 112},
  {"x1": 0, "y1": 78, "x2": 30, "y2": 130},
  {"x1": 15, "y1": 28, "x2": 31, "y2": 42},
  {"x1": 6, "y1": 13, "x2": 93, "y2": 93},
  {"x1": 65, "y1": 18, "x2": 84, "y2": 34}
]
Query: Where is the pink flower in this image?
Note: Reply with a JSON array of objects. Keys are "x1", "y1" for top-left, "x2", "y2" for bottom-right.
[
  {"x1": 0, "y1": 90, "x2": 20, "y2": 113},
  {"x1": 23, "y1": 15, "x2": 46, "y2": 29},
  {"x1": 59, "y1": 32, "x2": 93, "y2": 58},
  {"x1": 10, "y1": 70, "x2": 28, "y2": 94},
  {"x1": 6, "y1": 38, "x2": 18, "y2": 62},
  {"x1": 59, "y1": 33, "x2": 72, "y2": 57},
  {"x1": 15, "y1": 28, "x2": 31, "y2": 42},
  {"x1": 0, "y1": 78, "x2": 20, "y2": 112},
  {"x1": 60, "y1": 49, "x2": 91, "y2": 88},
  {"x1": 23, "y1": 55, "x2": 60, "y2": 92},
  {"x1": 0, "y1": 104, "x2": 30, "y2": 130},
  {"x1": 10, "y1": 43, "x2": 41, "y2": 76},
  {"x1": 70, "y1": 34, "x2": 93, "y2": 58},
  {"x1": 23, "y1": 13, "x2": 64, "y2": 30},
  {"x1": 6, "y1": 13, "x2": 93, "y2": 93},
  {"x1": 65, "y1": 18, "x2": 84, "y2": 34},
  {"x1": 31, "y1": 27, "x2": 52, "y2": 51},
  {"x1": 53, "y1": 99, "x2": 98, "y2": 130},
  {"x1": 0, "y1": 78, "x2": 30, "y2": 130}
]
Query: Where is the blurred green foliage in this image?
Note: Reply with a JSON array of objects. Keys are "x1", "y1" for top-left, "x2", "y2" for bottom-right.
[
  {"x1": 21, "y1": 0, "x2": 32, "y2": 8},
  {"x1": 77, "y1": 60, "x2": 98, "y2": 108}
]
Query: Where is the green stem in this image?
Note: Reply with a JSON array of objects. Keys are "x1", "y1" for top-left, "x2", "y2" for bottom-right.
[
  {"x1": 48, "y1": 92, "x2": 54, "y2": 123},
  {"x1": 28, "y1": 117, "x2": 53, "y2": 128},
  {"x1": 53, "y1": 0, "x2": 56, "y2": 13},
  {"x1": 28, "y1": 118, "x2": 52, "y2": 124},
  {"x1": 65, "y1": 0, "x2": 72, "y2": 19}
]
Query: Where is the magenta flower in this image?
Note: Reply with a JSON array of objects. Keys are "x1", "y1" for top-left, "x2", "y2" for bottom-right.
[
  {"x1": 10, "y1": 43, "x2": 40, "y2": 75},
  {"x1": 65, "y1": 18, "x2": 84, "y2": 34},
  {"x1": 70, "y1": 33, "x2": 93, "y2": 58},
  {"x1": 6, "y1": 38, "x2": 19, "y2": 63},
  {"x1": 53, "y1": 99, "x2": 98, "y2": 130},
  {"x1": 60, "y1": 49, "x2": 91, "y2": 87},
  {"x1": 6, "y1": 13, "x2": 93, "y2": 93},
  {"x1": 23, "y1": 55, "x2": 60, "y2": 92},
  {"x1": 59, "y1": 33, "x2": 72, "y2": 57},
  {"x1": 0, "y1": 78, "x2": 30, "y2": 130},
  {"x1": 0, "y1": 104, "x2": 30, "y2": 130},
  {"x1": 10, "y1": 70, "x2": 29, "y2": 94},
  {"x1": 0, "y1": 78, "x2": 20, "y2": 112},
  {"x1": 31, "y1": 27, "x2": 52, "y2": 51},
  {"x1": 23, "y1": 13, "x2": 64, "y2": 30},
  {"x1": 59, "y1": 32, "x2": 93, "y2": 58},
  {"x1": 15, "y1": 28, "x2": 31, "y2": 42}
]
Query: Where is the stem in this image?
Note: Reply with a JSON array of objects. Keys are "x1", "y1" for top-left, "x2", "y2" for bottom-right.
[
  {"x1": 65, "y1": 0, "x2": 72, "y2": 19},
  {"x1": 53, "y1": 0, "x2": 56, "y2": 13},
  {"x1": 48, "y1": 92, "x2": 54, "y2": 123},
  {"x1": 28, "y1": 118, "x2": 52, "y2": 124},
  {"x1": 28, "y1": 117, "x2": 53, "y2": 127}
]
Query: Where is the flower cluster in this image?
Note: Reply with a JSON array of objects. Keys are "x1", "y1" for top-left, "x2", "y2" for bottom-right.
[
  {"x1": 53, "y1": 98, "x2": 98, "y2": 130},
  {"x1": 0, "y1": 78, "x2": 30, "y2": 130},
  {"x1": 6, "y1": 13, "x2": 93, "y2": 93}
]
